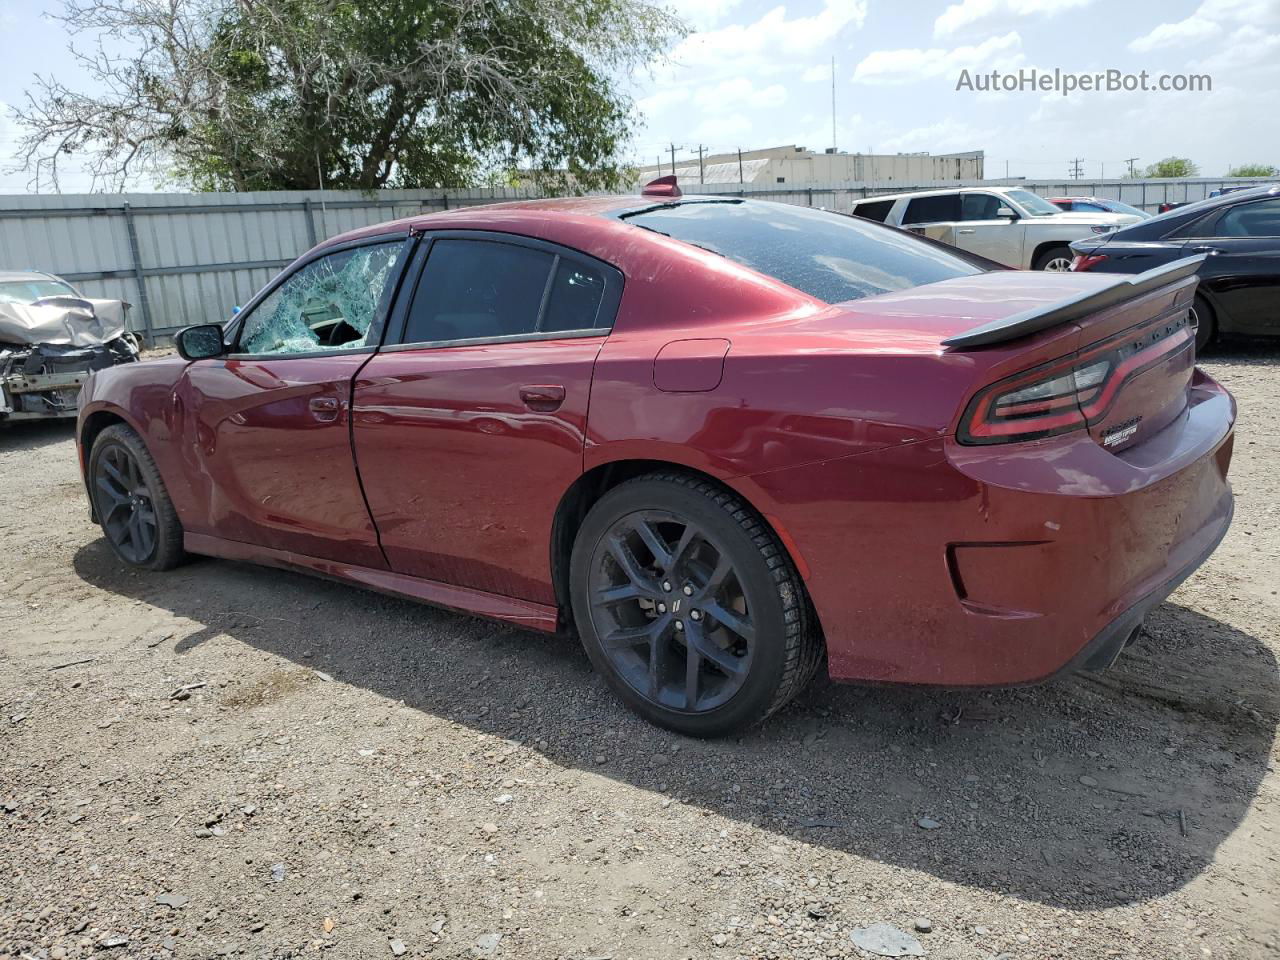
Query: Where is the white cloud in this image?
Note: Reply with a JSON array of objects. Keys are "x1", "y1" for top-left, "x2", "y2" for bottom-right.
[
  {"x1": 694, "y1": 76, "x2": 787, "y2": 110},
  {"x1": 801, "y1": 64, "x2": 831, "y2": 83},
  {"x1": 934, "y1": 0, "x2": 1095, "y2": 37},
  {"x1": 662, "y1": 0, "x2": 744, "y2": 32},
  {"x1": 1129, "y1": 0, "x2": 1280, "y2": 52},
  {"x1": 879, "y1": 118, "x2": 992, "y2": 153},
  {"x1": 672, "y1": 0, "x2": 868, "y2": 71},
  {"x1": 852, "y1": 32, "x2": 1024, "y2": 85}
]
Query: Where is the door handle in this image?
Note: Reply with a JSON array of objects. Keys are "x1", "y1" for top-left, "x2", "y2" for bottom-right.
[
  {"x1": 957, "y1": 228, "x2": 976, "y2": 234},
  {"x1": 309, "y1": 396, "x2": 340, "y2": 421},
  {"x1": 519, "y1": 384, "x2": 565, "y2": 412},
  {"x1": 1191, "y1": 245, "x2": 1222, "y2": 255}
]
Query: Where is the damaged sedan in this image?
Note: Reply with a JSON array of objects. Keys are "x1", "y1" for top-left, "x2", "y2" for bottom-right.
[{"x1": 1, "y1": 270, "x2": 140, "y2": 422}]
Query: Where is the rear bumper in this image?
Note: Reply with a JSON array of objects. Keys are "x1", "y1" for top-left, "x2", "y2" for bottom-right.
[{"x1": 737, "y1": 369, "x2": 1235, "y2": 686}]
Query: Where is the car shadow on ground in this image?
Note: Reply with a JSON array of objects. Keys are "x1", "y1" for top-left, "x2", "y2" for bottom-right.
[
  {"x1": 73, "y1": 540, "x2": 1277, "y2": 912},
  {"x1": 0, "y1": 419, "x2": 77, "y2": 452}
]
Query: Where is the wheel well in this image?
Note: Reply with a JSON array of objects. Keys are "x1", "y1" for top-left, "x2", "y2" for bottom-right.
[
  {"x1": 549, "y1": 459, "x2": 802, "y2": 630},
  {"x1": 1030, "y1": 239, "x2": 1073, "y2": 268},
  {"x1": 80, "y1": 410, "x2": 127, "y2": 461}
]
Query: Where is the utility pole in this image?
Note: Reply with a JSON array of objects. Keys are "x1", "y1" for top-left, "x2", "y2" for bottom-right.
[
  {"x1": 738, "y1": 148, "x2": 744, "y2": 184},
  {"x1": 1069, "y1": 157, "x2": 1084, "y2": 179},
  {"x1": 697, "y1": 144, "x2": 707, "y2": 184},
  {"x1": 1005, "y1": 160, "x2": 1009, "y2": 179},
  {"x1": 831, "y1": 55, "x2": 837, "y2": 152},
  {"x1": 669, "y1": 142, "x2": 679, "y2": 177},
  {"x1": 1124, "y1": 156, "x2": 1139, "y2": 178},
  {"x1": 1100, "y1": 161, "x2": 1105, "y2": 179},
  {"x1": 657, "y1": 154, "x2": 662, "y2": 176}
]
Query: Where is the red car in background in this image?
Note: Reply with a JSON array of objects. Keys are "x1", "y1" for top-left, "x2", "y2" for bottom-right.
[{"x1": 77, "y1": 180, "x2": 1235, "y2": 737}]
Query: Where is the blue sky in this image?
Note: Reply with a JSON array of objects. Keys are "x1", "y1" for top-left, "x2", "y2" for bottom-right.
[{"x1": 1, "y1": 0, "x2": 1277, "y2": 192}]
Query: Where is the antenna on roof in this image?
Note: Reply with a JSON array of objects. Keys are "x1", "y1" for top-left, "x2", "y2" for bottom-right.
[{"x1": 641, "y1": 175, "x2": 681, "y2": 198}]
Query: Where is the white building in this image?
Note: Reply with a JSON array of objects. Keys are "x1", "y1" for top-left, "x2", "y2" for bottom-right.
[{"x1": 636, "y1": 145, "x2": 985, "y2": 187}]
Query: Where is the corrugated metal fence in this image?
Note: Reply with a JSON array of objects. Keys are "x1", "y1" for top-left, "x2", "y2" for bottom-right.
[
  {"x1": 0, "y1": 187, "x2": 542, "y2": 340},
  {"x1": 2, "y1": 177, "x2": 1277, "y2": 340}
]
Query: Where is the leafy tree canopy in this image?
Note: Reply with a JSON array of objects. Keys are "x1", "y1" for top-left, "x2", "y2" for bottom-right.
[
  {"x1": 1227, "y1": 163, "x2": 1278, "y2": 177},
  {"x1": 14, "y1": 0, "x2": 685, "y2": 192},
  {"x1": 1142, "y1": 156, "x2": 1199, "y2": 178}
]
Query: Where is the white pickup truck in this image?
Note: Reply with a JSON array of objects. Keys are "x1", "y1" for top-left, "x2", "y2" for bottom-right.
[{"x1": 849, "y1": 186, "x2": 1142, "y2": 271}]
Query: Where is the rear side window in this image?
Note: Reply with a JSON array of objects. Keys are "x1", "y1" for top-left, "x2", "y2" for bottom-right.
[
  {"x1": 902, "y1": 194, "x2": 960, "y2": 225},
  {"x1": 852, "y1": 199, "x2": 894, "y2": 223},
  {"x1": 1213, "y1": 198, "x2": 1280, "y2": 237},
  {"x1": 622, "y1": 199, "x2": 983, "y2": 305}
]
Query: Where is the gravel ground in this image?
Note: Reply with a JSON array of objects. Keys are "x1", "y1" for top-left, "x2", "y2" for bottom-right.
[{"x1": 2, "y1": 347, "x2": 1278, "y2": 960}]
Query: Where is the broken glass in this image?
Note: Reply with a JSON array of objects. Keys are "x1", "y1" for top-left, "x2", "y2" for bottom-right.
[{"x1": 241, "y1": 243, "x2": 400, "y2": 355}]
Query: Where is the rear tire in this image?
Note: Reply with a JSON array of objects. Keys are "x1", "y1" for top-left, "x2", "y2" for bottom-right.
[
  {"x1": 569, "y1": 472, "x2": 823, "y2": 738},
  {"x1": 1034, "y1": 245, "x2": 1074, "y2": 272},
  {"x1": 1191, "y1": 294, "x2": 1216, "y2": 355},
  {"x1": 89, "y1": 424, "x2": 185, "y2": 571}
]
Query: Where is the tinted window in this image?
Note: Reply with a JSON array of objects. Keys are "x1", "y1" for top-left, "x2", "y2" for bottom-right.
[
  {"x1": 622, "y1": 200, "x2": 983, "y2": 304},
  {"x1": 960, "y1": 194, "x2": 1002, "y2": 220},
  {"x1": 1073, "y1": 201, "x2": 1105, "y2": 212},
  {"x1": 239, "y1": 243, "x2": 401, "y2": 355},
  {"x1": 902, "y1": 194, "x2": 960, "y2": 224},
  {"x1": 405, "y1": 240, "x2": 552, "y2": 343},
  {"x1": 1213, "y1": 198, "x2": 1280, "y2": 237},
  {"x1": 542, "y1": 259, "x2": 608, "y2": 331},
  {"x1": 853, "y1": 199, "x2": 894, "y2": 223}
]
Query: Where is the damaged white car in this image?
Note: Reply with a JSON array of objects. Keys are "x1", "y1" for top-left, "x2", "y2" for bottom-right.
[{"x1": 0, "y1": 271, "x2": 140, "y2": 422}]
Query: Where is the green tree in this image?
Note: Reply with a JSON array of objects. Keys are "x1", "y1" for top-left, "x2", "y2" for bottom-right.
[
  {"x1": 1143, "y1": 157, "x2": 1199, "y2": 178},
  {"x1": 14, "y1": 0, "x2": 684, "y2": 192},
  {"x1": 1227, "y1": 163, "x2": 1278, "y2": 177}
]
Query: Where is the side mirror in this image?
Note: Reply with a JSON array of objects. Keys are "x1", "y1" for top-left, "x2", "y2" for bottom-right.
[
  {"x1": 997, "y1": 206, "x2": 1018, "y2": 220},
  {"x1": 174, "y1": 323, "x2": 227, "y2": 361}
]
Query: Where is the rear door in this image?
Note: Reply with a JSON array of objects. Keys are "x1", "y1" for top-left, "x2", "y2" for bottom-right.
[
  {"x1": 351, "y1": 233, "x2": 622, "y2": 603},
  {"x1": 955, "y1": 192, "x2": 1024, "y2": 267},
  {"x1": 176, "y1": 238, "x2": 410, "y2": 567},
  {"x1": 1180, "y1": 197, "x2": 1280, "y2": 335}
]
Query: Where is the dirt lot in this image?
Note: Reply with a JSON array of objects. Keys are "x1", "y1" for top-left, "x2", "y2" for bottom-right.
[{"x1": 2, "y1": 348, "x2": 1278, "y2": 960}]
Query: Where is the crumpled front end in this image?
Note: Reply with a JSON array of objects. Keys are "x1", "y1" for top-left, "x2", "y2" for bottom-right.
[{"x1": 0, "y1": 298, "x2": 140, "y2": 421}]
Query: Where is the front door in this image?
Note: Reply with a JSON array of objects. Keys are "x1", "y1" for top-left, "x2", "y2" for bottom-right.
[
  {"x1": 176, "y1": 238, "x2": 410, "y2": 567},
  {"x1": 955, "y1": 192, "x2": 1024, "y2": 267},
  {"x1": 352, "y1": 234, "x2": 622, "y2": 603}
]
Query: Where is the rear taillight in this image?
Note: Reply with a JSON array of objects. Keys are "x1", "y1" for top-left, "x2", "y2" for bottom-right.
[
  {"x1": 1070, "y1": 253, "x2": 1108, "y2": 271},
  {"x1": 957, "y1": 310, "x2": 1193, "y2": 445}
]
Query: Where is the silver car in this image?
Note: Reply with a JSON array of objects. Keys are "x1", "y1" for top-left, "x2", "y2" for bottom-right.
[
  {"x1": 0, "y1": 270, "x2": 139, "y2": 422},
  {"x1": 850, "y1": 187, "x2": 1142, "y2": 271}
]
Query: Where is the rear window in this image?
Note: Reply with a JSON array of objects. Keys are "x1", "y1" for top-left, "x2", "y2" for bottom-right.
[
  {"x1": 622, "y1": 200, "x2": 983, "y2": 304},
  {"x1": 852, "y1": 199, "x2": 895, "y2": 223},
  {"x1": 902, "y1": 194, "x2": 960, "y2": 225}
]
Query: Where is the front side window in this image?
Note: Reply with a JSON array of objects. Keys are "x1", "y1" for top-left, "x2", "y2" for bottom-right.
[
  {"x1": 960, "y1": 194, "x2": 1002, "y2": 221},
  {"x1": 622, "y1": 199, "x2": 983, "y2": 304},
  {"x1": 403, "y1": 239, "x2": 612, "y2": 344},
  {"x1": 238, "y1": 243, "x2": 402, "y2": 356}
]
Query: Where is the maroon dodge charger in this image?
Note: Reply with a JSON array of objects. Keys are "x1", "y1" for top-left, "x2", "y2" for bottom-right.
[{"x1": 77, "y1": 180, "x2": 1235, "y2": 736}]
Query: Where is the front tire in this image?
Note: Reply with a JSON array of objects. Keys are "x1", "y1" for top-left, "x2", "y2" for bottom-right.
[
  {"x1": 569, "y1": 472, "x2": 823, "y2": 737},
  {"x1": 89, "y1": 424, "x2": 185, "y2": 570},
  {"x1": 1034, "y1": 245, "x2": 1074, "y2": 271}
]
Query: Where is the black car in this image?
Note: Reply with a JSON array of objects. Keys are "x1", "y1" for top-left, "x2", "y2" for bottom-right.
[{"x1": 1070, "y1": 185, "x2": 1280, "y2": 351}]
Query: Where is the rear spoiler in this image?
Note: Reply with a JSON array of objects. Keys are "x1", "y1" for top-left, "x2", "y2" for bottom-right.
[{"x1": 941, "y1": 255, "x2": 1206, "y2": 349}]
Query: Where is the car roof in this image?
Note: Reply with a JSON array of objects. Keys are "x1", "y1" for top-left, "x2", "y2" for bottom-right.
[
  {"x1": 852, "y1": 186, "x2": 1016, "y2": 204},
  {"x1": 1104, "y1": 184, "x2": 1280, "y2": 240}
]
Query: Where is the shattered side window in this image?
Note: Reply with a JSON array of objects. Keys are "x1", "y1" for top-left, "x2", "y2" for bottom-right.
[{"x1": 238, "y1": 243, "x2": 401, "y2": 355}]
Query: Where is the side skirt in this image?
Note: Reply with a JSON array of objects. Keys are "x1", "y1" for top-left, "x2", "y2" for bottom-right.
[{"x1": 184, "y1": 533, "x2": 560, "y2": 633}]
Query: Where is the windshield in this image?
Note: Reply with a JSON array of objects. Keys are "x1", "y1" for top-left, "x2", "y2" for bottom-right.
[
  {"x1": 622, "y1": 200, "x2": 983, "y2": 304},
  {"x1": 1005, "y1": 190, "x2": 1063, "y2": 217},
  {"x1": 0, "y1": 278, "x2": 78, "y2": 305}
]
